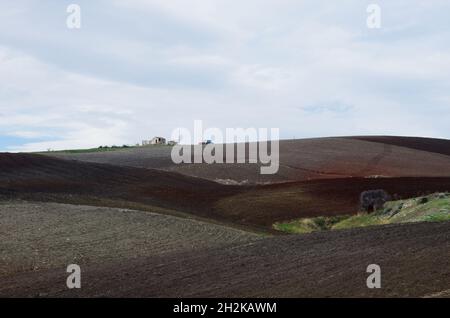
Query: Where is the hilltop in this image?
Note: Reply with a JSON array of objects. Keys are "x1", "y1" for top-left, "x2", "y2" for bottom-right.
[{"x1": 44, "y1": 136, "x2": 450, "y2": 184}]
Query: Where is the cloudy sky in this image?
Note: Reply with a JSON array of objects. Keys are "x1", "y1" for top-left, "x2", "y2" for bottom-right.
[{"x1": 1, "y1": 0, "x2": 450, "y2": 151}]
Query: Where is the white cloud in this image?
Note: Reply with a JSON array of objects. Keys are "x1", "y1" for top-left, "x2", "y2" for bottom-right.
[{"x1": 1, "y1": 1, "x2": 450, "y2": 151}]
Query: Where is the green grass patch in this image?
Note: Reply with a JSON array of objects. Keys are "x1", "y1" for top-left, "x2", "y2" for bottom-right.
[
  {"x1": 423, "y1": 211, "x2": 450, "y2": 222},
  {"x1": 331, "y1": 214, "x2": 386, "y2": 230},
  {"x1": 274, "y1": 193, "x2": 450, "y2": 234},
  {"x1": 37, "y1": 145, "x2": 138, "y2": 154},
  {"x1": 274, "y1": 215, "x2": 349, "y2": 234}
]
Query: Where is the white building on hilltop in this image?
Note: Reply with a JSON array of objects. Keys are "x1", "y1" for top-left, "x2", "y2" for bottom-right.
[{"x1": 142, "y1": 136, "x2": 166, "y2": 146}]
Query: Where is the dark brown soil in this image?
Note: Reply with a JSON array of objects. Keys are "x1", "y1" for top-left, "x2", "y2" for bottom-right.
[
  {"x1": 214, "y1": 177, "x2": 450, "y2": 227},
  {"x1": 0, "y1": 152, "x2": 239, "y2": 219},
  {"x1": 1, "y1": 153, "x2": 450, "y2": 230},
  {"x1": 46, "y1": 137, "x2": 450, "y2": 184},
  {"x1": 2, "y1": 220, "x2": 449, "y2": 297},
  {"x1": 2, "y1": 135, "x2": 450, "y2": 298},
  {"x1": 348, "y1": 136, "x2": 450, "y2": 157},
  {"x1": 0, "y1": 202, "x2": 261, "y2": 278}
]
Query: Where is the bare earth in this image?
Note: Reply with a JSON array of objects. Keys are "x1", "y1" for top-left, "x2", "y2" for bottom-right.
[
  {"x1": 1, "y1": 209, "x2": 449, "y2": 297},
  {"x1": 1, "y1": 152, "x2": 449, "y2": 231},
  {"x1": 0, "y1": 202, "x2": 261, "y2": 278},
  {"x1": 47, "y1": 137, "x2": 450, "y2": 184},
  {"x1": 1, "y1": 136, "x2": 450, "y2": 297}
]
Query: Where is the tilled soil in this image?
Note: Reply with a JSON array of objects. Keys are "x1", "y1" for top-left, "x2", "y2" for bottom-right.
[
  {"x1": 0, "y1": 202, "x2": 261, "y2": 278},
  {"x1": 2, "y1": 219, "x2": 449, "y2": 297},
  {"x1": 1, "y1": 153, "x2": 450, "y2": 230},
  {"x1": 0, "y1": 152, "x2": 245, "y2": 225},
  {"x1": 46, "y1": 137, "x2": 450, "y2": 184},
  {"x1": 349, "y1": 136, "x2": 450, "y2": 157},
  {"x1": 1, "y1": 137, "x2": 449, "y2": 297},
  {"x1": 215, "y1": 177, "x2": 450, "y2": 227}
]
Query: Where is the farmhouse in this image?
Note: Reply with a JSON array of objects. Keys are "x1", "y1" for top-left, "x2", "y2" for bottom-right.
[{"x1": 142, "y1": 136, "x2": 166, "y2": 146}]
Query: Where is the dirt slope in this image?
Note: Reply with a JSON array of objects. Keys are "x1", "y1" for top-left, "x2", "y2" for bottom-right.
[
  {"x1": 1, "y1": 153, "x2": 450, "y2": 230},
  {"x1": 2, "y1": 220, "x2": 449, "y2": 297},
  {"x1": 0, "y1": 153, "x2": 256, "y2": 230},
  {"x1": 214, "y1": 177, "x2": 450, "y2": 227},
  {"x1": 348, "y1": 136, "x2": 450, "y2": 157},
  {"x1": 46, "y1": 137, "x2": 450, "y2": 184},
  {"x1": 2, "y1": 138, "x2": 450, "y2": 298},
  {"x1": 0, "y1": 202, "x2": 261, "y2": 278}
]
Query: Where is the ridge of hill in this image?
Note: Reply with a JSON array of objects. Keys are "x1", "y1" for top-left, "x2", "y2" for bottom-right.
[
  {"x1": 44, "y1": 136, "x2": 450, "y2": 184},
  {"x1": 2, "y1": 152, "x2": 450, "y2": 230}
]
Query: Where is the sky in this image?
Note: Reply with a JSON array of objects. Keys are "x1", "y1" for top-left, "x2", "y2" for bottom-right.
[{"x1": 0, "y1": 0, "x2": 450, "y2": 152}]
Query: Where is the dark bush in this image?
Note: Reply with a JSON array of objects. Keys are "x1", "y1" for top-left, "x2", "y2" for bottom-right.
[{"x1": 360, "y1": 189, "x2": 391, "y2": 213}]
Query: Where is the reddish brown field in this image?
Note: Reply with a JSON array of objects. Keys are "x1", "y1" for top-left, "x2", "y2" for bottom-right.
[
  {"x1": 2, "y1": 136, "x2": 450, "y2": 297},
  {"x1": 47, "y1": 137, "x2": 450, "y2": 184},
  {"x1": 0, "y1": 152, "x2": 234, "y2": 210},
  {"x1": 214, "y1": 177, "x2": 450, "y2": 227},
  {"x1": 2, "y1": 151, "x2": 450, "y2": 230},
  {"x1": 348, "y1": 135, "x2": 450, "y2": 157}
]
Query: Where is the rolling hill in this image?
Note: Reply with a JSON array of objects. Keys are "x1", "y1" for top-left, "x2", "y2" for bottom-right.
[
  {"x1": 2, "y1": 149, "x2": 450, "y2": 230},
  {"x1": 2, "y1": 219, "x2": 449, "y2": 297},
  {"x1": 2, "y1": 135, "x2": 450, "y2": 297},
  {"x1": 45, "y1": 136, "x2": 450, "y2": 184}
]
